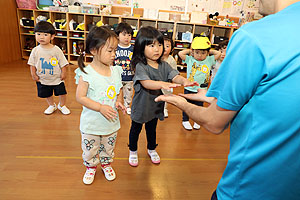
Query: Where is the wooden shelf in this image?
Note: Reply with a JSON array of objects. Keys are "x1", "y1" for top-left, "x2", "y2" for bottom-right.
[
  {"x1": 21, "y1": 33, "x2": 35, "y2": 36},
  {"x1": 69, "y1": 37, "x2": 84, "y2": 40},
  {"x1": 55, "y1": 36, "x2": 67, "y2": 39},
  {"x1": 17, "y1": 8, "x2": 238, "y2": 65},
  {"x1": 174, "y1": 47, "x2": 188, "y2": 50}
]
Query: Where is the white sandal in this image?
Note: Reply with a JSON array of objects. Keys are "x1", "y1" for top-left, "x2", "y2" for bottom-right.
[
  {"x1": 83, "y1": 167, "x2": 97, "y2": 185},
  {"x1": 101, "y1": 164, "x2": 116, "y2": 181},
  {"x1": 148, "y1": 149, "x2": 160, "y2": 164},
  {"x1": 129, "y1": 151, "x2": 138, "y2": 167}
]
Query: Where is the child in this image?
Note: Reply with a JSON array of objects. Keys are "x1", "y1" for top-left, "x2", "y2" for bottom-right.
[
  {"x1": 114, "y1": 22, "x2": 134, "y2": 115},
  {"x1": 178, "y1": 37, "x2": 221, "y2": 130},
  {"x1": 28, "y1": 21, "x2": 70, "y2": 115},
  {"x1": 75, "y1": 26, "x2": 126, "y2": 184},
  {"x1": 161, "y1": 36, "x2": 177, "y2": 117},
  {"x1": 128, "y1": 26, "x2": 198, "y2": 167},
  {"x1": 211, "y1": 40, "x2": 228, "y2": 82}
]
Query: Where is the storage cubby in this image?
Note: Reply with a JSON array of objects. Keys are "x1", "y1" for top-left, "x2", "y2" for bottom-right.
[
  {"x1": 51, "y1": 12, "x2": 67, "y2": 30},
  {"x1": 121, "y1": 17, "x2": 139, "y2": 30},
  {"x1": 102, "y1": 15, "x2": 120, "y2": 27},
  {"x1": 212, "y1": 26, "x2": 232, "y2": 45},
  {"x1": 53, "y1": 38, "x2": 68, "y2": 54},
  {"x1": 157, "y1": 21, "x2": 174, "y2": 37},
  {"x1": 139, "y1": 19, "x2": 156, "y2": 28},
  {"x1": 194, "y1": 24, "x2": 212, "y2": 39},
  {"x1": 34, "y1": 10, "x2": 50, "y2": 23},
  {"x1": 17, "y1": 8, "x2": 238, "y2": 65},
  {"x1": 85, "y1": 15, "x2": 102, "y2": 32},
  {"x1": 68, "y1": 13, "x2": 84, "y2": 31}
]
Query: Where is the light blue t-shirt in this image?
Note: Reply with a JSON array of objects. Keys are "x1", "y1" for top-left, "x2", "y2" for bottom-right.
[
  {"x1": 75, "y1": 65, "x2": 123, "y2": 135},
  {"x1": 184, "y1": 55, "x2": 215, "y2": 91},
  {"x1": 207, "y1": 3, "x2": 300, "y2": 200}
]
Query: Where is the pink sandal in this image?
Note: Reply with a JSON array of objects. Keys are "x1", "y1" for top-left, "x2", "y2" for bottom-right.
[
  {"x1": 148, "y1": 149, "x2": 160, "y2": 164},
  {"x1": 129, "y1": 151, "x2": 138, "y2": 167}
]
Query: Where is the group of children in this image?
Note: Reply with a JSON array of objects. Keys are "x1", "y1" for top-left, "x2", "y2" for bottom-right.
[{"x1": 28, "y1": 21, "x2": 228, "y2": 185}]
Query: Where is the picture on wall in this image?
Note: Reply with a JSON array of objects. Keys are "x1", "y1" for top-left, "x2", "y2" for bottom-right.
[{"x1": 109, "y1": 0, "x2": 130, "y2": 6}]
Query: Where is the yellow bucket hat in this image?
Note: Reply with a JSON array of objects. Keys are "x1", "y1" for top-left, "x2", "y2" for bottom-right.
[{"x1": 191, "y1": 37, "x2": 211, "y2": 49}]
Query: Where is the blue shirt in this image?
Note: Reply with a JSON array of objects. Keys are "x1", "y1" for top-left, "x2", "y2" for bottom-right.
[
  {"x1": 114, "y1": 44, "x2": 134, "y2": 81},
  {"x1": 184, "y1": 55, "x2": 215, "y2": 91},
  {"x1": 207, "y1": 3, "x2": 300, "y2": 199}
]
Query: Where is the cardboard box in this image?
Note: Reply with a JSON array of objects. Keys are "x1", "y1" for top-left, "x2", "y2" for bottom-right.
[
  {"x1": 68, "y1": 5, "x2": 81, "y2": 13},
  {"x1": 169, "y1": 13, "x2": 181, "y2": 22}
]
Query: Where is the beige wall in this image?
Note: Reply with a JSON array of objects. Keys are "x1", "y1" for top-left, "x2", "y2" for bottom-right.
[{"x1": 0, "y1": 0, "x2": 21, "y2": 65}]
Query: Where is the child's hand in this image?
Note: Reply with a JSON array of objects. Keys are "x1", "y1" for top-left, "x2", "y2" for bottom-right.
[
  {"x1": 60, "y1": 72, "x2": 66, "y2": 80},
  {"x1": 115, "y1": 101, "x2": 126, "y2": 115},
  {"x1": 161, "y1": 82, "x2": 181, "y2": 91},
  {"x1": 183, "y1": 80, "x2": 199, "y2": 87},
  {"x1": 32, "y1": 74, "x2": 40, "y2": 82},
  {"x1": 99, "y1": 105, "x2": 118, "y2": 121}
]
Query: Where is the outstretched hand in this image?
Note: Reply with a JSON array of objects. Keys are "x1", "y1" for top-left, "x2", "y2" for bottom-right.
[
  {"x1": 155, "y1": 94, "x2": 188, "y2": 109},
  {"x1": 179, "y1": 88, "x2": 215, "y2": 104},
  {"x1": 183, "y1": 81, "x2": 199, "y2": 87},
  {"x1": 161, "y1": 82, "x2": 181, "y2": 91}
]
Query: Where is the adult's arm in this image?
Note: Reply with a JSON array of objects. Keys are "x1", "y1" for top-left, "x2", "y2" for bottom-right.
[{"x1": 155, "y1": 94, "x2": 237, "y2": 134}]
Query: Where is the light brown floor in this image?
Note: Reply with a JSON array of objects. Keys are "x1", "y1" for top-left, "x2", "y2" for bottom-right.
[{"x1": 0, "y1": 60, "x2": 229, "y2": 200}]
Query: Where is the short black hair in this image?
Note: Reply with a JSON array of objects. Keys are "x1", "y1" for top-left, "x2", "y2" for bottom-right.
[
  {"x1": 115, "y1": 22, "x2": 133, "y2": 36},
  {"x1": 34, "y1": 21, "x2": 56, "y2": 35},
  {"x1": 163, "y1": 36, "x2": 174, "y2": 52},
  {"x1": 131, "y1": 26, "x2": 164, "y2": 70},
  {"x1": 217, "y1": 40, "x2": 229, "y2": 50}
]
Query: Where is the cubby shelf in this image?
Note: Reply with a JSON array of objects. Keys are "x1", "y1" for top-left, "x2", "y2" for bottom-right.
[{"x1": 17, "y1": 8, "x2": 238, "y2": 65}]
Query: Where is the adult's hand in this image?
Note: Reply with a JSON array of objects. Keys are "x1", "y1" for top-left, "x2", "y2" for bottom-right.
[
  {"x1": 155, "y1": 94, "x2": 187, "y2": 109},
  {"x1": 179, "y1": 88, "x2": 215, "y2": 104}
]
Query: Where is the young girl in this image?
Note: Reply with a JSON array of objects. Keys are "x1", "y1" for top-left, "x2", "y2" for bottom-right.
[
  {"x1": 161, "y1": 36, "x2": 177, "y2": 117},
  {"x1": 75, "y1": 26, "x2": 126, "y2": 184},
  {"x1": 128, "y1": 26, "x2": 198, "y2": 167},
  {"x1": 211, "y1": 40, "x2": 228, "y2": 82}
]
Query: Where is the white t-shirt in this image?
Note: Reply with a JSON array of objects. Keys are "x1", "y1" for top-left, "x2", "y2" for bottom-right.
[
  {"x1": 28, "y1": 45, "x2": 68, "y2": 85},
  {"x1": 211, "y1": 60, "x2": 221, "y2": 82},
  {"x1": 165, "y1": 55, "x2": 177, "y2": 70}
]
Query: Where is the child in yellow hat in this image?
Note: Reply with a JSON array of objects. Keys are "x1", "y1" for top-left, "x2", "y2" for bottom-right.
[{"x1": 178, "y1": 37, "x2": 221, "y2": 130}]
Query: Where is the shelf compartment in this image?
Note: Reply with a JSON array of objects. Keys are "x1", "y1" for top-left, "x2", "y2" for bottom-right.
[
  {"x1": 121, "y1": 17, "x2": 138, "y2": 30},
  {"x1": 139, "y1": 19, "x2": 156, "y2": 28},
  {"x1": 85, "y1": 15, "x2": 102, "y2": 31},
  {"x1": 102, "y1": 15, "x2": 120, "y2": 27}
]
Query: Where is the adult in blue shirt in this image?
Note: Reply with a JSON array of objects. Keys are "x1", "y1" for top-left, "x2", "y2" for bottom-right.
[{"x1": 155, "y1": 0, "x2": 300, "y2": 199}]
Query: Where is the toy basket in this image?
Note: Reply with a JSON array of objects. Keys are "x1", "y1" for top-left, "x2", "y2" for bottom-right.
[
  {"x1": 37, "y1": 0, "x2": 54, "y2": 10},
  {"x1": 16, "y1": 0, "x2": 36, "y2": 9}
]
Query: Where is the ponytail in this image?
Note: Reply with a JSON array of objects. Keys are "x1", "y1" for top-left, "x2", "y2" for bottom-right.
[
  {"x1": 77, "y1": 25, "x2": 117, "y2": 74},
  {"x1": 77, "y1": 53, "x2": 86, "y2": 73}
]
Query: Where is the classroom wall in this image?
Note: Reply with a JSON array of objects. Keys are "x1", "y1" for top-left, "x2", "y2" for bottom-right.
[
  {"x1": 0, "y1": 0, "x2": 21, "y2": 65},
  {"x1": 76, "y1": 0, "x2": 260, "y2": 17}
]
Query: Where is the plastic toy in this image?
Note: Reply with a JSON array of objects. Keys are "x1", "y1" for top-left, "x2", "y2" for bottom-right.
[
  {"x1": 209, "y1": 12, "x2": 219, "y2": 25},
  {"x1": 226, "y1": 20, "x2": 234, "y2": 27},
  {"x1": 53, "y1": 0, "x2": 69, "y2": 7}
]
